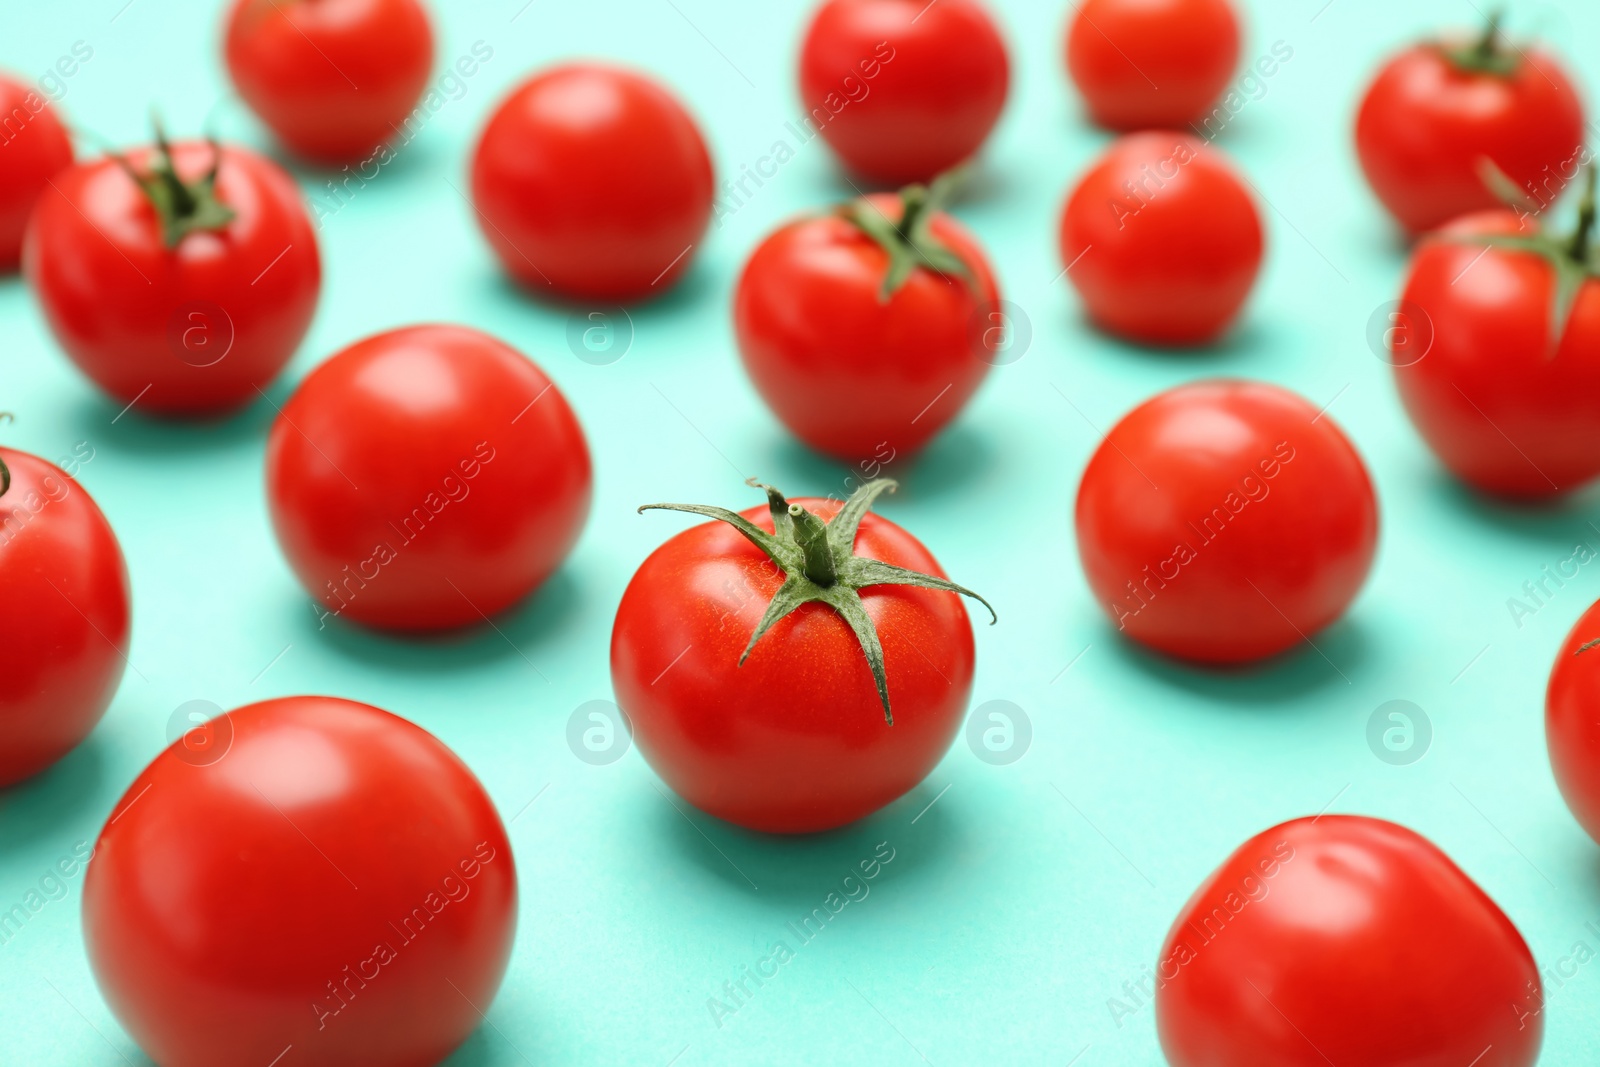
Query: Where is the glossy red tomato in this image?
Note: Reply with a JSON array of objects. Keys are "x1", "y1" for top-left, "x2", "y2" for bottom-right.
[
  {"x1": 735, "y1": 183, "x2": 1001, "y2": 462},
  {"x1": 1392, "y1": 207, "x2": 1600, "y2": 498},
  {"x1": 1059, "y1": 132, "x2": 1262, "y2": 346},
  {"x1": 612, "y1": 480, "x2": 990, "y2": 833},
  {"x1": 0, "y1": 72, "x2": 73, "y2": 271},
  {"x1": 470, "y1": 63, "x2": 713, "y2": 301},
  {"x1": 1065, "y1": 0, "x2": 1241, "y2": 131},
  {"x1": 266, "y1": 324, "x2": 591, "y2": 632},
  {"x1": 224, "y1": 0, "x2": 435, "y2": 164},
  {"x1": 0, "y1": 445, "x2": 128, "y2": 786},
  {"x1": 25, "y1": 137, "x2": 320, "y2": 416},
  {"x1": 799, "y1": 0, "x2": 1009, "y2": 184},
  {"x1": 83, "y1": 696, "x2": 516, "y2": 1067},
  {"x1": 1545, "y1": 598, "x2": 1600, "y2": 846},
  {"x1": 1075, "y1": 380, "x2": 1377, "y2": 664},
  {"x1": 1156, "y1": 816, "x2": 1542, "y2": 1066},
  {"x1": 1355, "y1": 16, "x2": 1584, "y2": 235}
]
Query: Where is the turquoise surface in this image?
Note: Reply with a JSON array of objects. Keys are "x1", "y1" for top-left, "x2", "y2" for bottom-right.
[{"x1": 3, "y1": 0, "x2": 1600, "y2": 1063}]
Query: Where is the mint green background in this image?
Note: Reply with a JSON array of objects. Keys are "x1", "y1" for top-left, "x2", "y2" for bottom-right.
[{"x1": 3, "y1": 0, "x2": 1599, "y2": 1063}]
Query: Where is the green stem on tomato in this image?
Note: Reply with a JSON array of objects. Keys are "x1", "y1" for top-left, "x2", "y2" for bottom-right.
[
  {"x1": 839, "y1": 169, "x2": 978, "y2": 301},
  {"x1": 638, "y1": 478, "x2": 996, "y2": 724},
  {"x1": 105, "y1": 115, "x2": 236, "y2": 249},
  {"x1": 1443, "y1": 7, "x2": 1519, "y2": 77}
]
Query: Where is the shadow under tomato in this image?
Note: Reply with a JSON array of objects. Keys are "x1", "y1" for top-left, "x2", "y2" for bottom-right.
[
  {"x1": 1098, "y1": 614, "x2": 1373, "y2": 710},
  {"x1": 293, "y1": 568, "x2": 583, "y2": 675},
  {"x1": 1074, "y1": 310, "x2": 1279, "y2": 369},
  {"x1": 1424, "y1": 466, "x2": 1600, "y2": 549},
  {"x1": 62, "y1": 383, "x2": 285, "y2": 458},
  {"x1": 442, "y1": 989, "x2": 556, "y2": 1066},
  {"x1": 0, "y1": 731, "x2": 113, "y2": 860},
  {"x1": 762, "y1": 421, "x2": 997, "y2": 508},
  {"x1": 641, "y1": 772, "x2": 960, "y2": 911},
  {"x1": 482, "y1": 242, "x2": 723, "y2": 322}
]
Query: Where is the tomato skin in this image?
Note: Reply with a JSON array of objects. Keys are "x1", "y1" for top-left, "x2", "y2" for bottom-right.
[
  {"x1": 1075, "y1": 380, "x2": 1377, "y2": 664},
  {"x1": 1064, "y1": 0, "x2": 1240, "y2": 131},
  {"x1": 799, "y1": 0, "x2": 1009, "y2": 185},
  {"x1": 82, "y1": 696, "x2": 516, "y2": 1067},
  {"x1": 0, "y1": 73, "x2": 73, "y2": 272},
  {"x1": 734, "y1": 194, "x2": 1000, "y2": 462},
  {"x1": 611, "y1": 498, "x2": 974, "y2": 833},
  {"x1": 1544, "y1": 599, "x2": 1600, "y2": 846},
  {"x1": 0, "y1": 449, "x2": 128, "y2": 786},
  {"x1": 1394, "y1": 210, "x2": 1600, "y2": 499},
  {"x1": 224, "y1": 0, "x2": 435, "y2": 165},
  {"x1": 1355, "y1": 40, "x2": 1584, "y2": 235},
  {"x1": 24, "y1": 140, "x2": 320, "y2": 416},
  {"x1": 1157, "y1": 816, "x2": 1541, "y2": 1067},
  {"x1": 266, "y1": 324, "x2": 591, "y2": 632},
  {"x1": 1059, "y1": 132, "x2": 1262, "y2": 346},
  {"x1": 470, "y1": 64, "x2": 713, "y2": 302}
]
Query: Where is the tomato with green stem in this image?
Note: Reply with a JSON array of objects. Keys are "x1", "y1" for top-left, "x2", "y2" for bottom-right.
[
  {"x1": 25, "y1": 127, "x2": 320, "y2": 416},
  {"x1": 1391, "y1": 168, "x2": 1600, "y2": 498},
  {"x1": 0, "y1": 435, "x2": 129, "y2": 786},
  {"x1": 1355, "y1": 10, "x2": 1585, "y2": 236},
  {"x1": 611, "y1": 479, "x2": 994, "y2": 833},
  {"x1": 735, "y1": 174, "x2": 1002, "y2": 462}
]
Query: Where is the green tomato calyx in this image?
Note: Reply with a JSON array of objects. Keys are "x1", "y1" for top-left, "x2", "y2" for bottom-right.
[
  {"x1": 109, "y1": 117, "x2": 236, "y2": 249},
  {"x1": 638, "y1": 477, "x2": 995, "y2": 725},
  {"x1": 839, "y1": 170, "x2": 978, "y2": 302},
  {"x1": 0, "y1": 413, "x2": 12, "y2": 499},
  {"x1": 1443, "y1": 8, "x2": 1520, "y2": 77}
]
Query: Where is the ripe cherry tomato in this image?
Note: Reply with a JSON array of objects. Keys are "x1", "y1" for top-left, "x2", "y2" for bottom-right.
[
  {"x1": 1355, "y1": 14, "x2": 1584, "y2": 235},
  {"x1": 1392, "y1": 200, "x2": 1600, "y2": 498},
  {"x1": 1064, "y1": 0, "x2": 1240, "y2": 131},
  {"x1": 1075, "y1": 380, "x2": 1377, "y2": 664},
  {"x1": 266, "y1": 324, "x2": 592, "y2": 632},
  {"x1": 0, "y1": 72, "x2": 73, "y2": 271},
  {"x1": 1545, "y1": 598, "x2": 1600, "y2": 847},
  {"x1": 25, "y1": 135, "x2": 320, "y2": 417},
  {"x1": 0, "y1": 445, "x2": 128, "y2": 786},
  {"x1": 612, "y1": 479, "x2": 993, "y2": 833},
  {"x1": 798, "y1": 0, "x2": 1009, "y2": 185},
  {"x1": 1059, "y1": 132, "x2": 1262, "y2": 346},
  {"x1": 735, "y1": 178, "x2": 1001, "y2": 462},
  {"x1": 223, "y1": 0, "x2": 435, "y2": 165},
  {"x1": 1156, "y1": 816, "x2": 1542, "y2": 1066},
  {"x1": 83, "y1": 696, "x2": 517, "y2": 1067},
  {"x1": 470, "y1": 63, "x2": 713, "y2": 302}
]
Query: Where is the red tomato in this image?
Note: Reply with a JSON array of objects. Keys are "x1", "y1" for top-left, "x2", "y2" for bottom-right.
[
  {"x1": 735, "y1": 181, "x2": 1001, "y2": 462},
  {"x1": 1545, "y1": 598, "x2": 1600, "y2": 846},
  {"x1": 1156, "y1": 816, "x2": 1542, "y2": 1066},
  {"x1": 266, "y1": 324, "x2": 592, "y2": 632},
  {"x1": 0, "y1": 72, "x2": 73, "y2": 271},
  {"x1": 0, "y1": 446, "x2": 128, "y2": 785},
  {"x1": 25, "y1": 137, "x2": 320, "y2": 416},
  {"x1": 1075, "y1": 380, "x2": 1377, "y2": 664},
  {"x1": 83, "y1": 696, "x2": 516, "y2": 1067},
  {"x1": 1064, "y1": 0, "x2": 1241, "y2": 131},
  {"x1": 470, "y1": 63, "x2": 713, "y2": 301},
  {"x1": 1392, "y1": 206, "x2": 1600, "y2": 498},
  {"x1": 1059, "y1": 132, "x2": 1262, "y2": 346},
  {"x1": 611, "y1": 480, "x2": 992, "y2": 833},
  {"x1": 223, "y1": 0, "x2": 435, "y2": 165},
  {"x1": 1355, "y1": 15, "x2": 1584, "y2": 235},
  {"x1": 798, "y1": 0, "x2": 1009, "y2": 185}
]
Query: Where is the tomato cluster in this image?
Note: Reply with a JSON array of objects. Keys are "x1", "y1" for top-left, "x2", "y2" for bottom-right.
[{"x1": 2, "y1": 0, "x2": 1598, "y2": 1064}]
